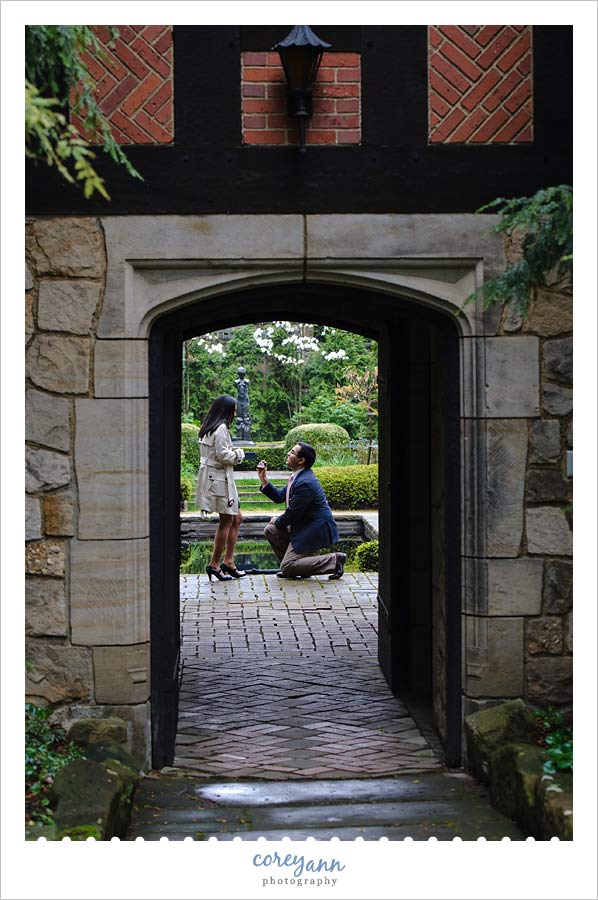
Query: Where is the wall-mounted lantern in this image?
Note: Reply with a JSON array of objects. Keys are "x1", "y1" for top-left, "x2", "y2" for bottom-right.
[{"x1": 273, "y1": 25, "x2": 331, "y2": 153}]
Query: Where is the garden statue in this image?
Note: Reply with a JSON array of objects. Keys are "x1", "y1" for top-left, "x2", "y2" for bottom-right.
[{"x1": 233, "y1": 366, "x2": 254, "y2": 445}]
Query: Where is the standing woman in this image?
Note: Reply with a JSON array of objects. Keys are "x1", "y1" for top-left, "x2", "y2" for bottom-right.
[{"x1": 196, "y1": 395, "x2": 246, "y2": 580}]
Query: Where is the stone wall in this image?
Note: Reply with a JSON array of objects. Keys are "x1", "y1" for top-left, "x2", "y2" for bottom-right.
[
  {"x1": 464, "y1": 232, "x2": 573, "y2": 714},
  {"x1": 25, "y1": 217, "x2": 151, "y2": 765},
  {"x1": 25, "y1": 213, "x2": 573, "y2": 769}
]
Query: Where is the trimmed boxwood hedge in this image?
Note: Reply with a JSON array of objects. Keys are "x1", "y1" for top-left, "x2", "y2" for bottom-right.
[
  {"x1": 316, "y1": 464, "x2": 378, "y2": 509},
  {"x1": 285, "y1": 423, "x2": 350, "y2": 455},
  {"x1": 236, "y1": 442, "x2": 287, "y2": 471},
  {"x1": 355, "y1": 540, "x2": 379, "y2": 572},
  {"x1": 180, "y1": 475, "x2": 194, "y2": 502},
  {"x1": 181, "y1": 423, "x2": 200, "y2": 475}
]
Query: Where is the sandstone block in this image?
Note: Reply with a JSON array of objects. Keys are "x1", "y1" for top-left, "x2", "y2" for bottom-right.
[
  {"x1": 464, "y1": 699, "x2": 537, "y2": 781},
  {"x1": 525, "y1": 468, "x2": 571, "y2": 504},
  {"x1": 43, "y1": 492, "x2": 74, "y2": 536},
  {"x1": 38, "y1": 280, "x2": 101, "y2": 334},
  {"x1": 28, "y1": 218, "x2": 104, "y2": 277},
  {"x1": 26, "y1": 389, "x2": 70, "y2": 451},
  {"x1": 26, "y1": 294, "x2": 34, "y2": 340},
  {"x1": 542, "y1": 383, "x2": 572, "y2": 416},
  {"x1": 26, "y1": 496, "x2": 42, "y2": 541},
  {"x1": 503, "y1": 305, "x2": 523, "y2": 333},
  {"x1": 25, "y1": 540, "x2": 66, "y2": 576},
  {"x1": 70, "y1": 539, "x2": 149, "y2": 645},
  {"x1": 93, "y1": 644, "x2": 150, "y2": 703},
  {"x1": 75, "y1": 399, "x2": 148, "y2": 539},
  {"x1": 66, "y1": 702, "x2": 151, "y2": 768},
  {"x1": 26, "y1": 447, "x2": 71, "y2": 492},
  {"x1": 529, "y1": 419, "x2": 561, "y2": 465},
  {"x1": 526, "y1": 616, "x2": 564, "y2": 655},
  {"x1": 466, "y1": 617, "x2": 524, "y2": 697},
  {"x1": 67, "y1": 717, "x2": 127, "y2": 746},
  {"x1": 524, "y1": 288, "x2": 573, "y2": 336},
  {"x1": 543, "y1": 337, "x2": 572, "y2": 384},
  {"x1": 487, "y1": 558, "x2": 543, "y2": 616},
  {"x1": 25, "y1": 639, "x2": 92, "y2": 703},
  {"x1": 543, "y1": 560, "x2": 573, "y2": 614},
  {"x1": 94, "y1": 340, "x2": 148, "y2": 397},
  {"x1": 486, "y1": 420, "x2": 527, "y2": 556},
  {"x1": 484, "y1": 338, "x2": 540, "y2": 417},
  {"x1": 527, "y1": 657, "x2": 572, "y2": 705},
  {"x1": 565, "y1": 612, "x2": 573, "y2": 653},
  {"x1": 27, "y1": 335, "x2": 90, "y2": 394},
  {"x1": 25, "y1": 577, "x2": 68, "y2": 637},
  {"x1": 527, "y1": 507, "x2": 572, "y2": 555}
]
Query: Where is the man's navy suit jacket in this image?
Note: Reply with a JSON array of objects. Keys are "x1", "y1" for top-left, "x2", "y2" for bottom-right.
[{"x1": 260, "y1": 468, "x2": 339, "y2": 554}]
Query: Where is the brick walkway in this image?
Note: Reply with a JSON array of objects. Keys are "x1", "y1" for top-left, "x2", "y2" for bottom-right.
[{"x1": 175, "y1": 573, "x2": 442, "y2": 778}]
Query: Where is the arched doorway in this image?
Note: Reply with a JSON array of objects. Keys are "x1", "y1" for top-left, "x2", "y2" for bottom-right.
[{"x1": 149, "y1": 281, "x2": 462, "y2": 769}]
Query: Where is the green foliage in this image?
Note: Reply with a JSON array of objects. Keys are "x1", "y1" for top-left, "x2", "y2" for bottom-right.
[
  {"x1": 181, "y1": 423, "x2": 200, "y2": 478},
  {"x1": 237, "y1": 443, "x2": 288, "y2": 471},
  {"x1": 25, "y1": 704, "x2": 84, "y2": 826},
  {"x1": 180, "y1": 476, "x2": 194, "y2": 503},
  {"x1": 25, "y1": 25, "x2": 142, "y2": 198},
  {"x1": 182, "y1": 324, "x2": 378, "y2": 443},
  {"x1": 313, "y1": 449, "x2": 358, "y2": 468},
  {"x1": 473, "y1": 185, "x2": 572, "y2": 315},
  {"x1": 296, "y1": 395, "x2": 371, "y2": 439},
  {"x1": 316, "y1": 464, "x2": 378, "y2": 509},
  {"x1": 285, "y1": 423, "x2": 351, "y2": 454},
  {"x1": 355, "y1": 540, "x2": 379, "y2": 572},
  {"x1": 534, "y1": 706, "x2": 573, "y2": 775}
]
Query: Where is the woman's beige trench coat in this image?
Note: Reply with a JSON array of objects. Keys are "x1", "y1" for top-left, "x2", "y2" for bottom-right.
[{"x1": 195, "y1": 423, "x2": 245, "y2": 515}]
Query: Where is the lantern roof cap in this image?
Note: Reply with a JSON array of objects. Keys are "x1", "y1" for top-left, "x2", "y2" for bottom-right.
[{"x1": 273, "y1": 25, "x2": 331, "y2": 50}]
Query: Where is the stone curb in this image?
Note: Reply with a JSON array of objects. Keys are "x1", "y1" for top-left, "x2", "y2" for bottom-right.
[{"x1": 464, "y1": 701, "x2": 573, "y2": 840}]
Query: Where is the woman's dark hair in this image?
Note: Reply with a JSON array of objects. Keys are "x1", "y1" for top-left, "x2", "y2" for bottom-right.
[
  {"x1": 199, "y1": 395, "x2": 236, "y2": 438},
  {"x1": 296, "y1": 442, "x2": 316, "y2": 469}
]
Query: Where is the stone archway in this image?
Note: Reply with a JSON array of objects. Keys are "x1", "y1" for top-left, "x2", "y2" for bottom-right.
[
  {"x1": 63, "y1": 212, "x2": 527, "y2": 768},
  {"x1": 147, "y1": 279, "x2": 464, "y2": 768}
]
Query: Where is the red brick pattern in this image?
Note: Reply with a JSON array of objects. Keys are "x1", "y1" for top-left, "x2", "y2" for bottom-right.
[
  {"x1": 241, "y1": 51, "x2": 361, "y2": 146},
  {"x1": 428, "y1": 26, "x2": 533, "y2": 143},
  {"x1": 71, "y1": 25, "x2": 173, "y2": 144}
]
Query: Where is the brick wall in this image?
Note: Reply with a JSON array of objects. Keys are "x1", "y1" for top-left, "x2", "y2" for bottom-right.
[
  {"x1": 428, "y1": 26, "x2": 533, "y2": 143},
  {"x1": 72, "y1": 25, "x2": 173, "y2": 144},
  {"x1": 242, "y1": 51, "x2": 361, "y2": 146}
]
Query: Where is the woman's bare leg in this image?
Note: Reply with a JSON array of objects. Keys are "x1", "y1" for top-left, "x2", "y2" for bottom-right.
[
  {"x1": 223, "y1": 512, "x2": 243, "y2": 567},
  {"x1": 209, "y1": 514, "x2": 233, "y2": 569}
]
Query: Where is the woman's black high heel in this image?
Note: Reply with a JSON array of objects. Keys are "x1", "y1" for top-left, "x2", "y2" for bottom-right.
[
  {"x1": 206, "y1": 565, "x2": 233, "y2": 582},
  {"x1": 221, "y1": 562, "x2": 246, "y2": 578}
]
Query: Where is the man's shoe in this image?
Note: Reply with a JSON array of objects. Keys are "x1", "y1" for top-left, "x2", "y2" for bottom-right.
[
  {"x1": 329, "y1": 552, "x2": 347, "y2": 580},
  {"x1": 276, "y1": 572, "x2": 311, "y2": 579}
]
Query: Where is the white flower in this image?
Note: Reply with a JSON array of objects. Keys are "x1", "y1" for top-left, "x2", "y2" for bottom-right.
[{"x1": 324, "y1": 349, "x2": 349, "y2": 361}]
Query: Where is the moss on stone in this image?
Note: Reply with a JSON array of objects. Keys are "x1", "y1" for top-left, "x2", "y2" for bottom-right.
[{"x1": 465, "y1": 699, "x2": 537, "y2": 781}]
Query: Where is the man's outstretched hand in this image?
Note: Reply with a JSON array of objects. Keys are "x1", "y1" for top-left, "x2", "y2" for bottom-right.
[{"x1": 256, "y1": 460, "x2": 268, "y2": 486}]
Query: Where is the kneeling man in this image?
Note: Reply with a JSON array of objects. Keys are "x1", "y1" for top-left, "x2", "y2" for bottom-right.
[{"x1": 257, "y1": 442, "x2": 346, "y2": 579}]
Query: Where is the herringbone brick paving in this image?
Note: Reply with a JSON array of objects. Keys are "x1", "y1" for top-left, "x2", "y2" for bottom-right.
[{"x1": 175, "y1": 573, "x2": 442, "y2": 777}]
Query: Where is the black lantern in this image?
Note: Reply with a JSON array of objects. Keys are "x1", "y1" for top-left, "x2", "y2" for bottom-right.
[{"x1": 273, "y1": 25, "x2": 331, "y2": 153}]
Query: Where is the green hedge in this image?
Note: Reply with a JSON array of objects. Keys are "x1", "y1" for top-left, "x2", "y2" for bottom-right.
[
  {"x1": 181, "y1": 423, "x2": 200, "y2": 476},
  {"x1": 317, "y1": 464, "x2": 378, "y2": 509},
  {"x1": 180, "y1": 475, "x2": 194, "y2": 502},
  {"x1": 285, "y1": 423, "x2": 349, "y2": 452},
  {"x1": 355, "y1": 540, "x2": 379, "y2": 572},
  {"x1": 236, "y1": 442, "x2": 287, "y2": 471}
]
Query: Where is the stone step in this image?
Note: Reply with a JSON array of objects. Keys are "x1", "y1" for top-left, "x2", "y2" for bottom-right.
[{"x1": 127, "y1": 773, "x2": 526, "y2": 841}]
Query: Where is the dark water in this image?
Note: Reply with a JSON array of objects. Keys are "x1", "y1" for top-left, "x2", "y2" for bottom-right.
[{"x1": 180, "y1": 539, "x2": 364, "y2": 575}]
